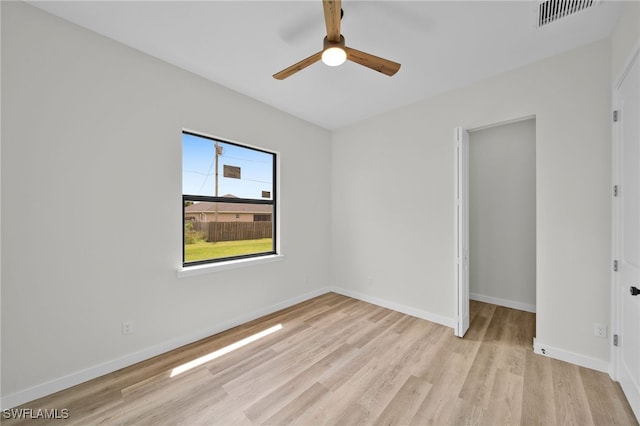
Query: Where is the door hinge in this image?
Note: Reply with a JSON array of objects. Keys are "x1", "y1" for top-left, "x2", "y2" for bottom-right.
[
  {"x1": 614, "y1": 185, "x2": 619, "y2": 197},
  {"x1": 613, "y1": 110, "x2": 619, "y2": 122},
  {"x1": 613, "y1": 260, "x2": 619, "y2": 272},
  {"x1": 614, "y1": 334, "x2": 619, "y2": 347}
]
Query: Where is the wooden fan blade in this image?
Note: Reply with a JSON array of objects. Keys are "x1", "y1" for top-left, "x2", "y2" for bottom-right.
[
  {"x1": 345, "y1": 47, "x2": 401, "y2": 77},
  {"x1": 323, "y1": 0, "x2": 341, "y2": 42},
  {"x1": 273, "y1": 51, "x2": 323, "y2": 80}
]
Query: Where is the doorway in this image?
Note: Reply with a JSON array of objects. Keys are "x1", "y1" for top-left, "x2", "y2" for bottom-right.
[
  {"x1": 455, "y1": 117, "x2": 536, "y2": 338},
  {"x1": 469, "y1": 118, "x2": 536, "y2": 313}
]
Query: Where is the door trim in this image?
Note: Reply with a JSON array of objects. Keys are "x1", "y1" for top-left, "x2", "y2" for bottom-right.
[
  {"x1": 454, "y1": 126, "x2": 470, "y2": 337},
  {"x1": 610, "y1": 45, "x2": 640, "y2": 425},
  {"x1": 611, "y1": 46, "x2": 640, "y2": 382}
]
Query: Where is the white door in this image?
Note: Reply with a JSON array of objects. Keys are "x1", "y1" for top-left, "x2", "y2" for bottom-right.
[
  {"x1": 455, "y1": 127, "x2": 470, "y2": 337},
  {"x1": 614, "y1": 50, "x2": 640, "y2": 421}
]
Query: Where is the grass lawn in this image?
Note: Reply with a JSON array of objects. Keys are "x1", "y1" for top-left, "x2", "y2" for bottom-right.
[{"x1": 185, "y1": 238, "x2": 273, "y2": 262}]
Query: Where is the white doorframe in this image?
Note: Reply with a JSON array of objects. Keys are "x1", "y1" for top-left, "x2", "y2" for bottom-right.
[{"x1": 455, "y1": 118, "x2": 537, "y2": 339}]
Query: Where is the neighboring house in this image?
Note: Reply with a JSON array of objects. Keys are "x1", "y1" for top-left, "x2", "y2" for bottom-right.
[{"x1": 185, "y1": 196, "x2": 272, "y2": 223}]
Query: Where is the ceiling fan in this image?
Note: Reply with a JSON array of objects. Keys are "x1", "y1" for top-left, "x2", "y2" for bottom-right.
[{"x1": 273, "y1": 0, "x2": 401, "y2": 80}]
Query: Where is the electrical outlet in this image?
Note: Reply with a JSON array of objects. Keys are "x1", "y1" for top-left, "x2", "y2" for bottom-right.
[
  {"x1": 122, "y1": 321, "x2": 134, "y2": 335},
  {"x1": 594, "y1": 323, "x2": 607, "y2": 338}
]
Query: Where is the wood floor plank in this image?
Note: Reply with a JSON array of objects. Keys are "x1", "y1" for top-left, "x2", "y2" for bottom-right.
[
  {"x1": 10, "y1": 381, "x2": 124, "y2": 426},
  {"x1": 374, "y1": 375, "x2": 433, "y2": 426},
  {"x1": 111, "y1": 370, "x2": 226, "y2": 425},
  {"x1": 202, "y1": 321, "x2": 311, "y2": 375},
  {"x1": 352, "y1": 319, "x2": 447, "y2": 423},
  {"x1": 222, "y1": 329, "x2": 345, "y2": 401},
  {"x1": 262, "y1": 382, "x2": 330, "y2": 425},
  {"x1": 411, "y1": 353, "x2": 470, "y2": 425},
  {"x1": 521, "y1": 349, "x2": 558, "y2": 426},
  {"x1": 3, "y1": 293, "x2": 637, "y2": 426},
  {"x1": 418, "y1": 331, "x2": 478, "y2": 385},
  {"x1": 579, "y1": 366, "x2": 638, "y2": 425},
  {"x1": 297, "y1": 355, "x2": 388, "y2": 425},
  {"x1": 367, "y1": 305, "x2": 395, "y2": 323},
  {"x1": 331, "y1": 402, "x2": 371, "y2": 425},
  {"x1": 387, "y1": 313, "x2": 421, "y2": 334},
  {"x1": 484, "y1": 368, "x2": 524, "y2": 425},
  {"x1": 243, "y1": 343, "x2": 355, "y2": 423},
  {"x1": 315, "y1": 327, "x2": 408, "y2": 393},
  {"x1": 206, "y1": 348, "x2": 279, "y2": 388},
  {"x1": 407, "y1": 325, "x2": 451, "y2": 380},
  {"x1": 550, "y1": 358, "x2": 595, "y2": 426},
  {"x1": 446, "y1": 397, "x2": 485, "y2": 425},
  {"x1": 344, "y1": 317, "x2": 391, "y2": 349},
  {"x1": 460, "y1": 343, "x2": 510, "y2": 410},
  {"x1": 354, "y1": 367, "x2": 413, "y2": 423},
  {"x1": 301, "y1": 297, "x2": 358, "y2": 326},
  {"x1": 176, "y1": 391, "x2": 251, "y2": 426}
]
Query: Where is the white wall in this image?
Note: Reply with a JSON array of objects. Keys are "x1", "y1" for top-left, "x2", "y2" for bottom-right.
[
  {"x1": 469, "y1": 119, "x2": 536, "y2": 312},
  {"x1": 332, "y1": 39, "x2": 611, "y2": 366},
  {"x1": 1, "y1": 2, "x2": 331, "y2": 405},
  {"x1": 611, "y1": 0, "x2": 640, "y2": 81}
]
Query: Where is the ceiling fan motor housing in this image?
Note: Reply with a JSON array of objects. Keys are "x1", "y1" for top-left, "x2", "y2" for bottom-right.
[{"x1": 323, "y1": 34, "x2": 346, "y2": 50}]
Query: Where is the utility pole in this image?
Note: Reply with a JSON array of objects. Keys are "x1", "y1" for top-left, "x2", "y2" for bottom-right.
[{"x1": 214, "y1": 142, "x2": 223, "y2": 223}]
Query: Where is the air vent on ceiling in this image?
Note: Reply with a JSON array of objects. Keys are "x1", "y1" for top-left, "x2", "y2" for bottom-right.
[{"x1": 537, "y1": 0, "x2": 597, "y2": 27}]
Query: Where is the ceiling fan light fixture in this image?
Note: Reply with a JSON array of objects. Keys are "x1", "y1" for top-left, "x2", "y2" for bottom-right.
[
  {"x1": 322, "y1": 47, "x2": 347, "y2": 66},
  {"x1": 272, "y1": 5, "x2": 400, "y2": 80}
]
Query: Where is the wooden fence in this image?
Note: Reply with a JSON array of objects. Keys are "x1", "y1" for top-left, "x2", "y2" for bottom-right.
[{"x1": 192, "y1": 221, "x2": 272, "y2": 242}]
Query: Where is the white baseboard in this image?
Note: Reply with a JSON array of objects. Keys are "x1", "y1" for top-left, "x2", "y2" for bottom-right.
[
  {"x1": 470, "y1": 292, "x2": 536, "y2": 313},
  {"x1": 0, "y1": 287, "x2": 331, "y2": 410},
  {"x1": 329, "y1": 287, "x2": 457, "y2": 329},
  {"x1": 533, "y1": 337, "x2": 609, "y2": 373}
]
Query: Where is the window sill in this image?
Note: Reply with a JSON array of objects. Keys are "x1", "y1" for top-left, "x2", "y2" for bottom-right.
[{"x1": 177, "y1": 254, "x2": 284, "y2": 278}]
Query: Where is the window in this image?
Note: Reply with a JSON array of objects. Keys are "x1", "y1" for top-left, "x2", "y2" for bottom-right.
[{"x1": 182, "y1": 131, "x2": 276, "y2": 266}]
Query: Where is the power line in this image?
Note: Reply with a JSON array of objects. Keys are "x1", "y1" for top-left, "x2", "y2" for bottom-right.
[
  {"x1": 240, "y1": 178, "x2": 272, "y2": 184},
  {"x1": 186, "y1": 171, "x2": 270, "y2": 184},
  {"x1": 197, "y1": 157, "x2": 215, "y2": 194},
  {"x1": 221, "y1": 154, "x2": 271, "y2": 163}
]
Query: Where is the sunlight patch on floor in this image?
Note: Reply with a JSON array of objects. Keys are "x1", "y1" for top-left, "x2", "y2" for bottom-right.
[{"x1": 170, "y1": 324, "x2": 283, "y2": 377}]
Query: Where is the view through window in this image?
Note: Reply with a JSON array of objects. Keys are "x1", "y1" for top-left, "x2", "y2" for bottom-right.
[{"x1": 182, "y1": 132, "x2": 276, "y2": 265}]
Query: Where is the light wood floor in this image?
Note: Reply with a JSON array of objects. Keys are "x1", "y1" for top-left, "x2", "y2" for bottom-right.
[{"x1": 5, "y1": 293, "x2": 637, "y2": 425}]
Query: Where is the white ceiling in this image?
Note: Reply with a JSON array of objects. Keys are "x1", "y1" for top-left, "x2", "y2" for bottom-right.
[{"x1": 30, "y1": 1, "x2": 621, "y2": 130}]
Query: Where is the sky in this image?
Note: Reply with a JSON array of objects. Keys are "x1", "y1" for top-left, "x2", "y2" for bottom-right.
[{"x1": 182, "y1": 133, "x2": 273, "y2": 200}]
